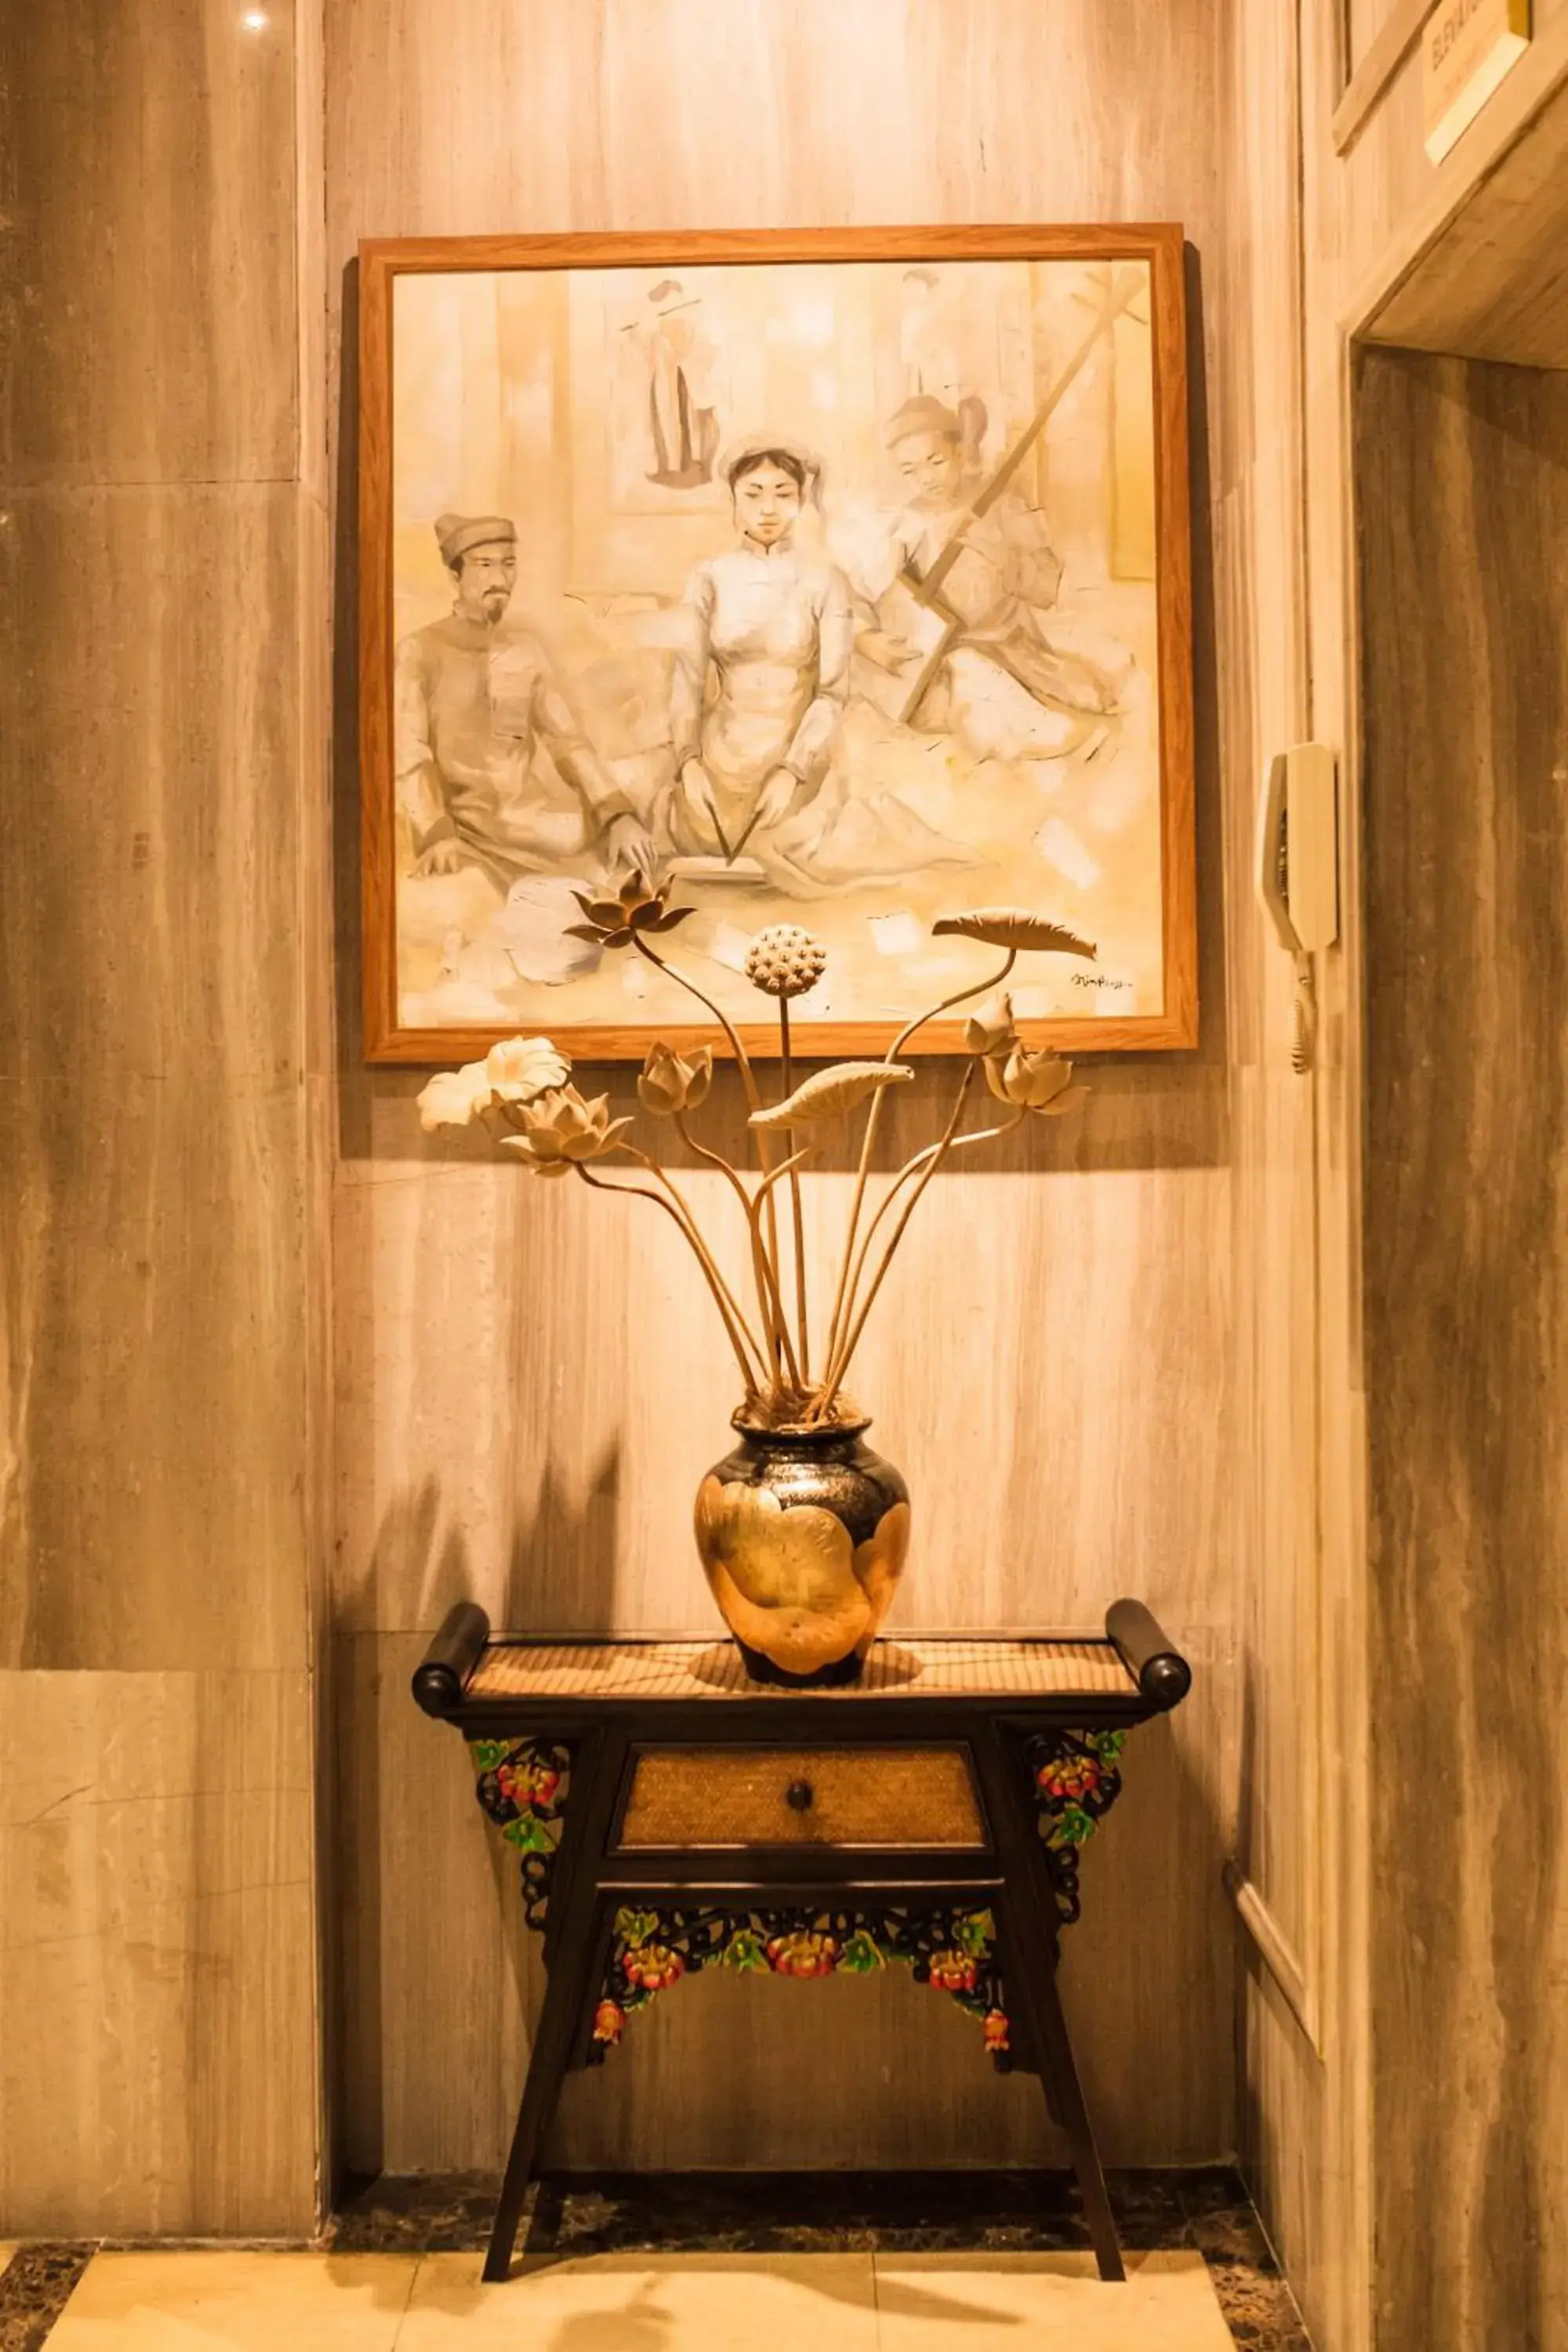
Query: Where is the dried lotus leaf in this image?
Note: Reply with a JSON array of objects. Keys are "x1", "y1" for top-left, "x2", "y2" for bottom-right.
[
  {"x1": 931, "y1": 909, "x2": 1098, "y2": 957},
  {"x1": 748, "y1": 1061, "x2": 914, "y2": 1129}
]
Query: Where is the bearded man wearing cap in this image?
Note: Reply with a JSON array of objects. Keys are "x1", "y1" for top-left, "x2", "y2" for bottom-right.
[{"x1": 394, "y1": 513, "x2": 652, "y2": 884}]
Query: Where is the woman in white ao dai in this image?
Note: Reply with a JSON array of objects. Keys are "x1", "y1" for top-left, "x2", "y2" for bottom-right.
[{"x1": 670, "y1": 442, "x2": 974, "y2": 895}]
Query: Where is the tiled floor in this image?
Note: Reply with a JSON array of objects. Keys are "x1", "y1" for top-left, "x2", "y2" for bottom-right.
[{"x1": 0, "y1": 2169, "x2": 1311, "y2": 2350}]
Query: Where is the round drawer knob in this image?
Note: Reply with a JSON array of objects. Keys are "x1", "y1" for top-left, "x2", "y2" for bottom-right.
[{"x1": 785, "y1": 1779, "x2": 815, "y2": 1813}]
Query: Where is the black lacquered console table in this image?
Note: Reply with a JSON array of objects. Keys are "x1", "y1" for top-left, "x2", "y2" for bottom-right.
[{"x1": 413, "y1": 1600, "x2": 1192, "y2": 2284}]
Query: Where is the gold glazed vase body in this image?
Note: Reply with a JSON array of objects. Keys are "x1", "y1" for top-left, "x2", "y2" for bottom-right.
[{"x1": 693, "y1": 1415, "x2": 911, "y2": 1686}]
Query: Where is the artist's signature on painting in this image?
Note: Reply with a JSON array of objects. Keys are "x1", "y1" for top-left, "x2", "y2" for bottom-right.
[{"x1": 1070, "y1": 971, "x2": 1133, "y2": 993}]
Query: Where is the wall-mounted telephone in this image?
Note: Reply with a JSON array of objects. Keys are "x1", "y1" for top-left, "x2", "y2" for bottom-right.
[{"x1": 1254, "y1": 742, "x2": 1339, "y2": 1072}]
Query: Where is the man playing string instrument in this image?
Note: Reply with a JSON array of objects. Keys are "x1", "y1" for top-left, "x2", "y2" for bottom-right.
[{"x1": 854, "y1": 394, "x2": 1133, "y2": 764}]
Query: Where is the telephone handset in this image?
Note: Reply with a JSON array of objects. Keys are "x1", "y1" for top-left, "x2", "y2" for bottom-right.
[{"x1": 1254, "y1": 743, "x2": 1338, "y2": 1071}]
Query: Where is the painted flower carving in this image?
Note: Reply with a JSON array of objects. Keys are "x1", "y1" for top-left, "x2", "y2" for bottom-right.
[
  {"x1": 637, "y1": 1041, "x2": 713, "y2": 1116},
  {"x1": 927, "y1": 1950, "x2": 979, "y2": 1994},
  {"x1": 1036, "y1": 1754, "x2": 1102, "y2": 1804},
  {"x1": 496, "y1": 1759, "x2": 562, "y2": 1809},
  {"x1": 622, "y1": 1942, "x2": 685, "y2": 1993},
  {"x1": 766, "y1": 1929, "x2": 839, "y2": 1979},
  {"x1": 580, "y1": 1903, "x2": 1013, "y2": 2070},
  {"x1": 498, "y1": 1087, "x2": 633, "y2": 1178}
]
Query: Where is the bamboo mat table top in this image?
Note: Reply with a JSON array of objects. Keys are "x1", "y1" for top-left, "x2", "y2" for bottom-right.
[{"x1": 463, "y1": 1635, "x2": 1138, "y2": 1705}]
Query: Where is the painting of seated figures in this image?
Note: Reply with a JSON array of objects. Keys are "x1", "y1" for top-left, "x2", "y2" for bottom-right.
[{"x1": 359, "y1": 227, "x2": 1195, "y2": 1058}]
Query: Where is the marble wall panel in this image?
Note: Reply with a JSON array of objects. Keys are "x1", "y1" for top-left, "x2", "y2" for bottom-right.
[
  {"x1": 1356, "y1": 347, "x2": 1568, "y2": 2352},
  {"x1": 0, "y1": 487, "x2": 321, "y2": 1675},
  {"x1": 0, "y1": 0, "x2": 305, "y2": 487},
  {"x1": 1, "y1": 0, "x2": 332, "y2": 2241},
  {"x1": 0, "y1": 1668, "x2": 318, "y2": 2238},
  {"x1": 1278, "y1": 13, "x2": 1568, "y2": 2346},
  {"x1": 1212, "y1": 9, "x2": 1351, "y2": 2339},
  {"x1": 0, "y1": 486, "x2": 314, "y2": 1091}
]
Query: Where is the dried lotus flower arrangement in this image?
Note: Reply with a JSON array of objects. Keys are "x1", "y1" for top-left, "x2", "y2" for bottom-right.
[
  {"x1": 419, "y1": 868, "x2": 1096, "y2": 1682},
  {"x1": 419, "y1": 867, "x2": 1094, "y2": 1430}
]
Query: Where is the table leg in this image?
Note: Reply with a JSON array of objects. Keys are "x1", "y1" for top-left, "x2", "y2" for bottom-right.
[
  {"x1": 972, "y1": 1725, "x2": 1125, "y2": 2284},
  {"x1": 1018, "y1": 1925, "x2": 1125, "y2": 2283},
  {"x1": 484, "y1": 1730, "x2": 626, "y2": 2284},
  {"x1": 484, "y1": 1885, "x2": 612, "y2": 2281}
]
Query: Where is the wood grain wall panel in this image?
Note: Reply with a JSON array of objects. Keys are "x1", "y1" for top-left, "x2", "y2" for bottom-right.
[
  {"x1": 1315, "y1": 0, "x2": 1568, "y2": 318},
  {"x1": 326, "y1": 0, "x2": 1240, "y2": 2174},
  {"x1": 1356, "y1": 347, "x2": 1568, "y2": 2352},
  {"x1": 1366, "y1": 74, "x2": 1568, "y2": 368},
  {"x1": 0, "y1": 1670, "x2": 318, "y2": 2237},
  {"x1": 0, "y1": 0, "x2": 304, "y2": 486}
]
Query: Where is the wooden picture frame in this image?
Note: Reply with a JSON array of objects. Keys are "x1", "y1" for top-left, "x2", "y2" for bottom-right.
[{"x1": 359, "y1": 225, "x2": 1196, "y2": 1062}]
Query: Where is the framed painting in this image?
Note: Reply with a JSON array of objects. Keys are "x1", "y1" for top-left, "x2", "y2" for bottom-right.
[{"x1": 358, "y1": 225, "x2": 1196, "y2": 1061}]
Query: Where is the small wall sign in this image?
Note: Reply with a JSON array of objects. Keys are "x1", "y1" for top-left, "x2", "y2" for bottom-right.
[{"x1": 1423, "y1": 0, "x2": 1531, "y2": 162}]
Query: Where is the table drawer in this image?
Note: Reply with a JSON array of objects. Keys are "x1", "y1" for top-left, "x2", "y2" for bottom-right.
[{"x1": 617, "y1": 1744, "x2": 984, "y2": 1849}]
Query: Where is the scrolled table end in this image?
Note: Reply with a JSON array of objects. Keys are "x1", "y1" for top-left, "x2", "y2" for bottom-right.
[
  {"x1": 1105, "y1": 1597, "x2": 1192, "y2": 1711},
  {"x1": 412, "y1": 1599, "x2": 492, "y2": 1718}
]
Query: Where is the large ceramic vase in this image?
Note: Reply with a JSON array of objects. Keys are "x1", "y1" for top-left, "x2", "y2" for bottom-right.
[{"x1": 693, "y1": 1414, "x2": 911, "y2": 1686}]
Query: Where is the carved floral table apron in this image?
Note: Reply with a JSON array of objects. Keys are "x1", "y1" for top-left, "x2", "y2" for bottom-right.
[{"x1": 412, "y1": 1599, "x2": 1192, "y2": 2283}]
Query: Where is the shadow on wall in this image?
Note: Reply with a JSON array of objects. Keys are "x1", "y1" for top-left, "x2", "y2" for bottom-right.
[{"x1": 332, "y1": 1449, "x2": 627, "y2": 2180}]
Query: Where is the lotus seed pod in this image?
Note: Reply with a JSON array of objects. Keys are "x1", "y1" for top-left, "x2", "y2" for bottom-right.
[{"x1": 744, "y1": 924, "x2": 827, "y2": 1000}]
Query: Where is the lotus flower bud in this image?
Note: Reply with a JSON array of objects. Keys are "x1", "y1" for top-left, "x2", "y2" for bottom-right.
[
  {"x1": 963, "y1": 990, "x2": 1018, "y2": 1060},
  {"x1": 637, "y1": 1041, "x2": 714, "y2": 1116}
]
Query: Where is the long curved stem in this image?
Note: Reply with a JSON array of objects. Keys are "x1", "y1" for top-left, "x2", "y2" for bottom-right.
[
  {"x1": 822, "y1": 1104, "x2": 1029, "y2": 1404},
  {"x1": 674, "y1": 1110, "x2": 793, "y2": 1383},
  {"x1": 620, "y1": 1146, "x2": 771, "y2": 1386},
  {"x1": 816, "y1": 1068, "x2": 989, "y2": 1416},
  {"x1": 633, "y1": 929, "x2": 784, "y2": 1313},
  {"x1": 821, "y1": 949, "x2": 1018, "y2": 1380},
  {"x1": 633, "y1": 934, "x2": 760, "y2": 1105},
  {"x1": 818, "y1": 1066, "x2": 975, "y2": 1406},
  {"x1": 575, "y1": 1163, "x2": 760, "y2": 1399},
  {"x1": 742, "y1": 1142, "x2": 814, "y2": 1383},
  {"x1": 779, "y1": 1000, "x2": 810, "y2": 1381}
]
